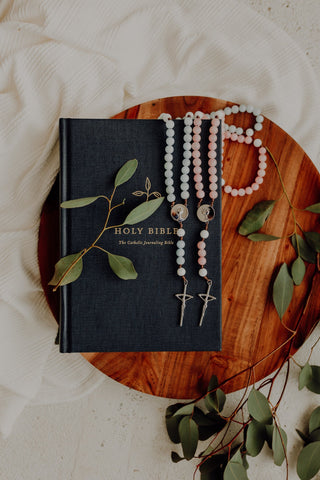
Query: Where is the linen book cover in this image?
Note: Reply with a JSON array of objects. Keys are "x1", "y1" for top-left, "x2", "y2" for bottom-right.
[{"x1": 58, "y1": 118, "x2": 222, "y2": 352}]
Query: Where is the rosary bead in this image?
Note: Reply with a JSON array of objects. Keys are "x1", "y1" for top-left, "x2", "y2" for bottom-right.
[
  {"x1": 193, "y1": 158, "x2": 201, "y2": 167},
  {"x1": 198, "y1": 257, "x2": 207, "y2": 266},
  {"x1": 208, "y1": 160, "x2": 217, "y2": 168},
  {"x1": 177, "y1": 267, "x2": 186, "y2": 277},
  {"x1": 246, "y1": 128, "x2": 254, "y2": 137},
  {"x1": 257, "y1": 169, "x2": 266, "y2": 177},
  {"x1": 200, "y1": 230, "x2": 209, "y2": 239},
  {"x1": 231, "y1": 189, "x2": 238, "y2": 197},
  {"x1": 199, "y1": 268, "x2": 208, "y2": 277},
  {"x1": 209, "y1": 190, "x2": 218, "y2": 199},
  {"x1": 254, "y1": 122, "x2": 263, "y2": 131},
  {"x1": 255, "y1": 176, "x2": 263, "y2": 185},
  {"x1": 231, "y1": 105, "x2": 239, "y2": 114},
  {"x1": 253, "y1": 138, "x2": 262, "y2": 147},
  {"x1": 177, "y1": 240, "x2": 185, "y2": 249},
  {"x1": 245, "y1": 136, "x2": 253, "y2": 144},
  {"x1": 167, "y1": 193, "x2": 176, "y2": 202},
  {"x1": 184, "y1": 142, "x2": 192, "y2": 151},
  {"x1": 166, "y1": 186, "x2": 174, "y2": 194},
  {"x1": 164, "y1": 170, "x2": 173, "y2": 178},
  {"x1": 166, "y1": 120, "x2": 174, "y2": 129},
  {"x1": 184, "y1": 134, "x2": 193, "y2": 143},
  {"x1": 209, "y1": 183, "x2": 218, "y2": 191},
  {"x1": 224, "y1": 107, "x2": 232, "y2": 115},
  {"x1": 166, "y1": 137, "x2": 174, "y2": 146},
  {"x1": 236, "y1": 127, "x2": 243, "y2": 135},
  {"x1": 184, "y1": 116, "x2": 193, "y2": 125},
  {"x1": 165, "y1": 177, "x2": 173, "y2": 186},
  {"x1": 259, "y1": 154, "x2": 267, "y2": 162},
  {"x1": 176, "y1": 248, "x2": 185, "y2": 257},
  {"x1": 238, "y1": 188, "x2": 245, "y2": 196},
  {"x1": 245, "y1": 186, "x2": 253, "y2": 195},
  {"x1": 231, "y1": 133, "x2": 238, "y2": 141},
  {"x1": 198, "y1": 249, "x2": 206, "y2": 257},
  {"x1": 229, "y1": 125, "x2": 236, "y2": 134},
  {"x1": 181, "y1": 166, "x2": 190, "y2": 174},
  {"x1": 180, "y1": 174, "x2": 189, "y2": 183},
  {"x1": 194, "y1": 118, "x2": 201, "y2": 126},
  {"x1": 166, "y1": 128, "x2": 174, "y2": 137},
  {"x1": 224, "y1": 185, "x2": 232, "y2": 193},
  {"x1": 181, "y1": 190, "x2": 190, "y2": 200},
  {"x1": 253, "y1": 108, "x2": 262, "y2": 116},
  {"x1": 209, "y1": 126, "x2": 218, "y2": 134},
  {"x1": 256, "y1": 114, "x2": 264, "y2": 123},
  {"x1": 182, "y1": 158, "x2": 191, "y2": 166},
  {"x1": 164, "y1": 162, "x2": 173, "y2": 170},
  {"x1": 193, "y1": 166, "x2": 202, "y2": 174},
  {"x1": 208, "y1": 150, "x2": 217, "y2": 159},
  {"x1": 194, "y1": 174, "x2": 202, "y2": 183},
  {"x1": 193, "y1": 150, "x2": 200, "y2": 158},
  {"x1": 193, "y1": 134, "x2": 201, "y2": 143},
  {"x1": 209, "y1": 174, "x2": 218, "y2": 183},
  {"x1": 165, "y1": 145, "x2": 174, "y2": 154},
  {"x1": 209, "y1": 134, "x2": 217, "y2": 142},
  {"x1": 193, "y1": 126, "x2": 201, "y2": 135},
  {"x1": 195, "y1": 111, "x2": 204, "y2": 118},
  {"x1": 177, "y1": 228, "x2": 185, "y2": 237},
  {"x1": 181, "y1": 182, "x2": 189, "y2": 191},
  {"x1": 246, "y1": 105, "x2": 254, "y2": 113},
  {"x1": 238, "y1": 135, "x2": 245, "y2": 143},
  {"x1": 192, "y1": 142, "x2": 200, "y2": 150},
  {"x1": 239, "y1": 104, "x2": 247, "y2": 112},
  {"x1": 196, "y1": 190, "x2": 205, "y2": 199},
  {"x1": 259, "y1": 162, "x2": 267, "y2": 169},
  {"x1": 251, "y1": 183, "x2": 259, "y2": 191},
  {"x1": 176, "y1": 256, "x2": 185, "y2": 265},
  {"x1": 184, "y1": 125, "x2": 192, "y2": 134},
  {"x1": 197, "y1": 240, "x2": 206, "y2": 249},
  {"x1": 259, "y1": 147, "x2": 266, "y2": 154},
  {"x1": 216, "y1": 110, "x2": 225, "y2": 119},
  {"x1": 195, "y1": 182, "x2": 204, "y2": 190}
]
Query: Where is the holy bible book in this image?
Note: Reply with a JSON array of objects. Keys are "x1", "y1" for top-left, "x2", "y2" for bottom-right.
[{"x1": 58, "y1": 118, "x2": 222, "y2": 352}]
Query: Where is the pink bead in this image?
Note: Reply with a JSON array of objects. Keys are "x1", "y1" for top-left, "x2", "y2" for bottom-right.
[
  {"x1": 255, "y1": 176, "x2": 264, "y2": 185},
  {"x1": 194, "y1": 174, "x2": 202, "y2": 183},
  {"x1": 245, "y1": 187, "x2": 253, "y2": 195},
  {"x1": 193, "y1": 166, "x2": 202, "y2": 174},
  {"x1": 208, "y1": 167, "x2": 216, "y2": 175},
  {"x1": 193, "y1": 126, "x2": 201, "y2": 134},
  {"x1": 209, "y1": 126, "x2": 218, "y2": 134},
  {"x1": 259, "y1": 147, "x2": 266, "y2": 154},
  {"x1": 208, "y1": 150, "x2": 217, "y2": 159},
  {"x1": 197, "y1": 241, "x2": 206, "y2": 250},
  {"x1": 259, "y1": 154, "x2": 267, "y2": 162},
  {"x1": 194, "y1": 118, "x2": 201, "y2": 126},
  {"x1": 225, "y1": 131, "x2": 231, "y2": 139},
  {"x1": 209, "y1": 174, "x2": 218, "y2": 183},
  {"x1": 209, "y1": 191, "x2": 218, "y2": 199},
  {"x1": 212, "y1": 118, "x2": 220, "y2": 126},
  {"x1": 198, "y1": 249, "x2": 206, "y2": 257},
  {"x1": 192, "y1": 142, "x2": 200, "y2": 150},
  {"x1": 231, "y1": 133, "x2": 238, "y2": 141},
  {"x1": 224, "y1": 185, "x2": 232, "y2": 193},
  {"x1": 245, "y1": 136, "x2": 253, "y2": 144},
  {"x1": 208, "y1": 159, "x2": 217, "y2": 167},
  {"x1": 193, "y1": 150, "x2": 200, "y2": 158},
  {"x1": 231, "y1": 189, "x2": 239, "y2": 197},
  {"x1": 196, "y1": 190, "x2": 205, "y2": 199},
  {"x1": 238, "y1": 188, "x2": 245, "y2": 197},
  {"x1": 208, "y1": 142, "x2": 216, "y2": 150},
  {"x1": 193, "y1": 158, "x2": 201, "y2": 166},
  {"x1": 251, "y1": 183, "x2": 259, "y2": 191},
  {"x1": 238, "y1": 135, "x2": 245, "y2": 143},
  {"x1": 198, "y1": 257, "x2": 207, "y2": 266},
  {"x1": 259, "y1": 162, "x2": 267, "y2": 169},
  {"x1": 210, "y1": 183, "x2": 218, "y2": 191},
  {"x1": 258, "y1": 169, "x2": 266, "y2": 177},
  {"x1": 209, "y1": 134, "x2": 217, "y2": 142},
  {"x1": 195, "y1": 182, "x2": 204, "y2": 190},
  {"x1": 193, "y1": 134, "x2": 201, "y2": 142}
]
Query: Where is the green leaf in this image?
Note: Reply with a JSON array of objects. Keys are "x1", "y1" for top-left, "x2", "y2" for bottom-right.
[
  {"x1": 60, "y1": 196, "x2": 101, "y2": 208},
  {"x1": 306, "y1": 366, "x2": 320, "y2": 394},
  {"x1": 198, "y1": 416, "x2": 227, "y2": 441},
  {"x1": 247, "y1": 388, "x2": 273, "y2": 425},
  {"x1": 272, "y1": 263, "x2": 294, "y2": 319},
  {"x1": 200, "y1": 454, "x2": 227, "y2": 474},
  {"x1": 165, "y1": 403, "x2": 185, "y2": 444},
  {"x1": 114, "y1": 159, "x2": 138, "y2": 187},
  {"x1": 305, "y1": 203, "x2": 320, "y2": 213},
  {"x1": 291, "y1": 257, "x2": 306, "y2": 286},
  {"x1": 205, "y1": 375, "x2": 226, "y2": 413},
  {"x1": 238, "y1": 200, "x2": 276, "y2": 236},
  {"x1": 230, "y1": 448, "x2": 243, "y2": 465},
  {"x1": 48, "y1": 252, "x2": 83, "y2": 286},
  {"x1": 178, "y1": 416, "x2": 199, "y2": 460},
  {"x1": 291, "y1": 234, "x2": 317, "y2": 264},
  {"x1": 107, "y1": 252, "x2": 137, "y2": 280},
  {"x1": 296, "y1": 429, "x2": 309, "y2": 444},
  {"x1": 272, "y1": 424, "x2": 287, "y2": 466},
  {"x1": 299, "y1": 363, "x2": 313, "y2": 390},
  {"x1": 304, "y1": 231, "x2": 320, "y2": 253},
  {"x1": 223, "y1": 460, "x2": 249, "y2": 480},
  {"x1": 124, "y1": 197, "x2": 164, "y2": 225},
  {"x1": 265, "y1": 425, "x2": 274, "y2": 449},
  {"x1": 247, "y1": 233, "x2": 280, "y2": 242},
  {"x1": 309, "y1": 407, "x2": 320, "y2": 434},
  {"x1": 246, "y1": 420, "x2": 265, "y2": 457},
  {"x1": 171, "y1": 451, "x2": 184, "y2": 463},
  {"x1": 173, "y1": 403, "x2": 195, "y2": 417},
  {"x1": 309, "y1": 428, "x2": 320, "y2": 443},
  {"x1": 297, "y1": 441, "x2": 320, "y2": 480}
]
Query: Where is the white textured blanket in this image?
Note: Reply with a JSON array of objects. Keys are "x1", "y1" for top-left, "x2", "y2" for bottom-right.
[{"x1": 0, "y1": 0, "x2": 319, "y2": 437}]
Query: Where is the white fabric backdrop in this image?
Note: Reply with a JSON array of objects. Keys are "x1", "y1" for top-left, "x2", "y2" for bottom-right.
[{"x1": 0, "y1": 0, "x2": 319, "y2": 438}]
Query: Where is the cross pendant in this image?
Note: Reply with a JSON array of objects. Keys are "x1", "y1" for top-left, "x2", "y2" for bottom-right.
[
  {"x1": 198, "y1": 281, "x2": 216, "y2": 326},
  {"x1": 175, "y1": 280, "x2": 193, "y2": 327}
]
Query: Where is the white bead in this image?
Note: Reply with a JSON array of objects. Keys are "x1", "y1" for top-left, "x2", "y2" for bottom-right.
[
  {"x1": 184, "y1": 126, "x2": 192, "y2": 134},
  {"x1": 167, "y1": 194, "x2": 175, "y2": 202},
  {"x1": 200, "y1": 230, "x2": 209, "y2": 239},
  {"x1": 253, "y1": 138, "x2": 262, "y2": 147},
  {"x1": 195, "y1": 111, "x2": 204, "y2": 118},
  {"x1": 177, "y1": 267, "x2": 186, "y2": 277},
  {"x1": 166, "y1": 120, "x2": 174, "y2": 129},
  {"x1": 254, "y1": 123, "x2": 263, "y2": 131},
  {"x1": 184, "y1": 143, "x2": 191, "y2": 151},
  {"x1": 231, "y1": 105, "x2": 239, "y2": 114},
  {"x1": 181, "y1": 190, "x2": 189, "y2": 200},
  {"x1": 183, "y1": 134, "x2": 192, "y2": 143},
  {"x1": 176, "y1": 248, "x2": 185, "y2": 257},
  {"x1": 165, "y1": 177, "x2": 173, "y2": 186},
  {"x1": 229, "y1": 125, "x2": 236, "y2": 133},
  {"x1": 182, "y1": 159, "x2": 191, "y2": 166},
  {"x1": 183, "y1": 150, "x2": 192, "y2": 159},
  {"x1": 164, "y1": 162, "x2": 173, "y2": 170},
  {"x1": 224, "y1": 124, "x2": 229, "y2": 131},
  {"x1": 210, "y1": 111, "x2": 216, "y2": 118},
  {"x1": 176, "y1": 256, "x2": 185, "y2": 265},
  {"x1": 216, "y1": 110, "x2": 225, "y2": 119},
  {"x1": 181, "y1": 166, "x2": 190, "y2": 174},
  {"x1": 246, "y1": 105, "x2": 254, "y2": 113},
  {"x1": 181, "y1": 182, "x2": 189, "y2": 191},
  {"x1": 177, "y1": 228, "x2": 185, "y2": 237},
  {"x1": 159, "y1": 113, "x2": 171, "y2": 121},
  {"x1": 164, "y1": 170, "x2": 173, "y2": 178},
  {"x1": 224, "y1": 107, "x2": 232, "y2": 116},
  {"x1": 253, "y1": 108, "x2": 261, "y2": 116},
  {"x1": 236, "y1": 127, "x2": 243, "y2": 135},
  {"x1": 221, "y1": 178, "x2": 225, "y2": 186},
  {"x1": 166, "y1": 186, "x2": 174, "y2": 194},
  {"x1": 166, "y1": 137, "x2": 174, "y2": 146},
  {"x1": 224, "y1": 185, "x2": 232, "y2": 193},
  {"x1": 239, "y1": 104, "x2": 246, "y2": 112},
  {"x1": 180, "y1": 174, "x2": 189, "y2": 183},
  {"x1": 256, "y1": 115, "x2": 264, "y2": 123},
  {"x1": 165, "y1": 145, "x2": 174, "y2": 154},
  {"x1": 238, "y1": 188, "x2": 245, "y2": 196},
  {"x1": 177, "y1": 240, "x2": 185, "y2": 249},
  {"x1": 166, "y1": 129, "x2": 174, "y2": 137},
  {"x1": 184, "y1": 116, "x2": 193, "y2": 125},
  {"x1": 199, "y1": 268, "x2": 208, "y2": 277},
  {"x1": 246, "y1": 128, "x2": 254, "y2": 137},
  {"x1": 164, "y1": 153, "x2": 173, "y2": 162}
]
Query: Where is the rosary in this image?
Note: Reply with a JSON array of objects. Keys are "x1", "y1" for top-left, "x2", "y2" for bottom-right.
[{"x1": 160, "y1": 105, "x2": 267, "y2": 327}]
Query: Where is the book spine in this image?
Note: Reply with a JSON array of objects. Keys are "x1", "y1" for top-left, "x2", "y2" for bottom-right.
[{"x1": 59, "y1": 118, "x2": 71, "y2": 353}]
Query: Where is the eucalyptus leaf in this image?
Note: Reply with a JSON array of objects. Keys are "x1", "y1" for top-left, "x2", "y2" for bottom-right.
[
  {"x1": 291, "y1": 257, "x2": 306, "y2": 286},
  {"x1": 173, "y1": 403, "x2": 195, "y2": 417},
  {"x1": 238, "y1": 200, "x2": 276, "y2": 236},
  {"x1": 296, "y1": 429, "x2": 309, "y2": 444},
  {"x1": 200, "y1": 454, "x2": 227, "y2": 476},
  {"x1": 171, "y1": 451, "x2": 184, "y2": 463},
  {"x1": 247, "y1": 388, "x2": 273, "y2": 425},
  {"x1": 265, "y1": 425, "x2": 274, "y2": 449},
  {"x1": 246, "y1": 420, "x2": 265, "y2": 457},
  {"x1": 299, "y1": 363, "x2": 313, "y2": 390},
  {"x1": 114, "y1": 159, "x2": 138, "y2": 187},
  {"x1": 309, "y1": 428, "x2": 320, "y2": 443},
  {"x1": 247, "y1": 233, "x2": 280, "y2": 242},
  {"x1": 124, "y1": 197, "x2": 164, "y2": 225},
  {"x1": 272, "y1": 424, "x2": 287, "y2": 466},
  {"x1": 309, "y1": 407, "x2": 320, "y2": 434},
  {"x1": 49, "y1": 252, "x2": 83, "y2": 286},
  {"x1": 297, "y1": 441, "x2": 320, "y2": 480},
  {"x1": 205, "y1": 375, "x2": 226, "y2": 413},
  {"x1": 223, "y1": 460, "x2": 249, "y2": 480},
  {"x1": 165, "y1": 403, "x2": 185, "y2": 444},
  {"x1": 198, "y1": 417, "x2": 227, "y2": 440},
  {"x1": 272, "y1": 263, "x2": 294, "y2": 319},
  {"x1": 305, "y1": 203, "x2": 320, "y2": 213},
  {"x1": 306, "y1": 366, "x2": 320, "y2": 394},
  {"x1": 291, "y1": 234, "x2": 317, "y2": 264},
  {"x1": 60, "y1": 196, "x2": 101, "y2": 208},
  {"x1": 230, "y1": 448, "x2": 243, "y2": 465},
  {"x1": 107, "y1": 252, "x2": 137, "y2": 280},
  {"x1": 304, "y1": 231, "x2": 320, "y2": 253},
  {"x1": 178, "y1": 416, "x2": 199, "y2": 460}
]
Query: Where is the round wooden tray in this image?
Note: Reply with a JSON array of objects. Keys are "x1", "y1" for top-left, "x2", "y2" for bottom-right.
[{"x1": 38, "y1": 96, "x2": 320, "y2": 398}]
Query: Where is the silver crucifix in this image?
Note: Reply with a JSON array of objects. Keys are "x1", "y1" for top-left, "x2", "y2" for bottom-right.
[
  {"x1": 175, "y1": 279, "x2": 193, "y2": 327},
  {"x1": 198, "y1": 280, "x2": 216, "y2": 327}
]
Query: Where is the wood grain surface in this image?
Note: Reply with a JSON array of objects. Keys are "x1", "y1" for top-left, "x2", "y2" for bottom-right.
[{"x1": 38, "y1": 96, "x2": 320, "y2": 399}]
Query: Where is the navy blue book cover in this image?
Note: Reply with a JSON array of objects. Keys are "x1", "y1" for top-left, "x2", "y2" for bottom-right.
[{"x1": 59, "y1": 118, "x2": 222, "y2": 352}]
